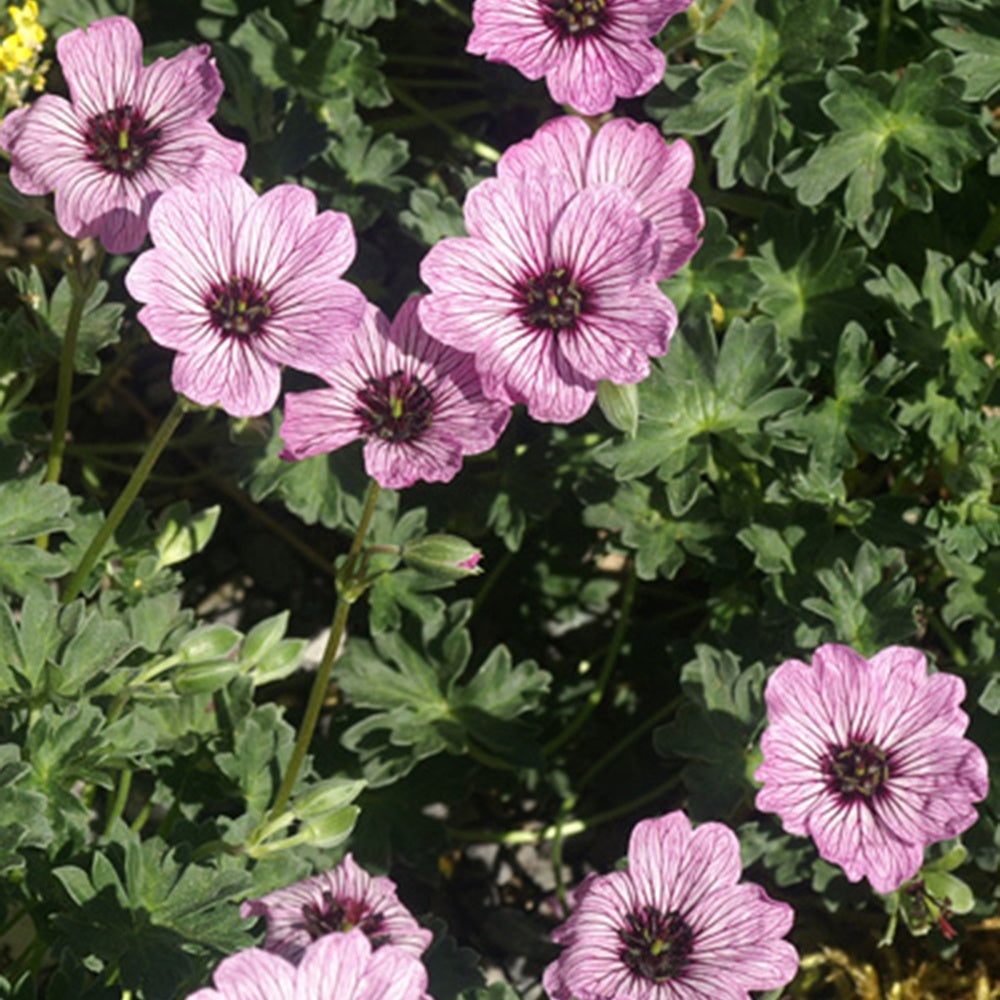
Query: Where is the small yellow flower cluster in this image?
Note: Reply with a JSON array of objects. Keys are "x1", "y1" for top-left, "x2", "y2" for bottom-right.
[{"x1": 1, "y1": 1, "x2": 47, "y2": 116}]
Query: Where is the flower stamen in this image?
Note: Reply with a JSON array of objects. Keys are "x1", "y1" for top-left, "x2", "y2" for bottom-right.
[
  {"x1": 205, "y1": 275, "x2": 273, "y2": 339},
  {"x1": 83, "y1": 104, "x2": 161, "y2": 175},
  {"x1": 618, "y1": 905, "x2": 695, "y2": 983},
  {"x1": 299, "y1": 891, "x2": 390, "y2": 948},
  {"x1": 544, "y1": 0, "x2": 609, "y2": 38},
  {"x1": 356, "y1": 370, "x2": 435, "y2": 442},
  {"x1": 519, "y1": 267, "x2": 584, "y2": 332},
  {"x1": 826, "y1": 738, "x2": 890, "y2": 800}
]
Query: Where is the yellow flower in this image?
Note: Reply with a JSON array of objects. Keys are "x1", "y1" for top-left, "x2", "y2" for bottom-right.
[{"x1": 1, "y1": 0, "x2": 46, "y2": 112}]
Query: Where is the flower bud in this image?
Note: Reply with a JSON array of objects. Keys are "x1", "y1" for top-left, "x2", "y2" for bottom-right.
[{"x1": 401, "y1": 535, "x2": 483, "y2": 580}]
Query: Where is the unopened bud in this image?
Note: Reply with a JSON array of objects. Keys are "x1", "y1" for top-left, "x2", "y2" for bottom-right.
[{"x1": 402, "y1": 535, "x2": 483, "y2": 580}]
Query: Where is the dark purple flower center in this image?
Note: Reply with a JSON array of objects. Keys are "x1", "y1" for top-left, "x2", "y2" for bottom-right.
[
  {"x1": 618, "y1": 905, "x2": 695, "y2": 983},
  {"x1": 356, "y1": 369, "x2": 434, "y2": 443},
  {"x1": 205, "y1": 276, "x2": 273, "y2": 339},
  {"x1": 544, "y1": 0, "x2": 609, "y2": 38},
  {"x1": 83, "y1": 104, "x2": 161, "y2": 176},
  {"x1": 299, "y1": 891, "x2": 390, "y2": 948},
  {"x1": 519, "y1": 267, "x2": 585, "y2": 332},
  {"x1": 825, "y1": 739, "x2": 891, "y2": 799}
]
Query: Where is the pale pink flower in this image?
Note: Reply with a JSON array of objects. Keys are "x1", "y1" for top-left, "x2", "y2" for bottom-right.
[
  {"x1": 755, "y1": 644, "x2": 989, "y2": 894},
  {"x1": 124, "y1": 172, "x2": 364, "y2": 418},
  {"x1": 240, "y1": 853, "x2": 432, "y2": 965},
  {"x1": 186, "y1": 928, "x2": 427, "y2": 1000},
  {"x1": 467, "y1": 0, "x2": 691, "y2": 116},
  {"x1": 543, "y1": 812, "x2": 798, "y2": 1000},
  {"x1": 0, "y1": 16, "x2": 244, "y2": 253},
  {"x1": 419, "y1": 170, "x2": 676, "y2": 423},
  {"x1": 497, "y1": 116, "x2": 703, "y2": 281},
  {"x1": 280, "y1": 297, "x2": 509, "y2": 489}
]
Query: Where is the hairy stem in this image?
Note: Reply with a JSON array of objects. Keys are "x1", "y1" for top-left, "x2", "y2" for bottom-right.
[
  {"x1": 262, "y1": 480, "x2": 382, "y2": 826},
  {"x1": 61, "y1": 397, "x2": 188, "y2": 603},
  {"x1": 544, "y1": 564, "x2": 637, "y2": 756}
]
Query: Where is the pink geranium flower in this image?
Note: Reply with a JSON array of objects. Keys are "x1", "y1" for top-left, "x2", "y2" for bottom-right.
[
  {"x1": 543, "y1": 812, "x2": 798, "y2": 1000},
  {"x1": 497, "y1": 116, "x2": 703, "y2": 281},
  {"x1": 0, "y1": 16, "x2": 244, "y2": 253},
  {"x1": 467, "y1": 0, "x2": 691, "y2": 116},
  {"x1": 755, "y1": 644, "x2": 989, "y2": 894},
  {"x1": 186, "y1": 928, "x2": 427, "y2": 1000},
  {"x1": 280, "y1": 297, "x2": 509, "y2": 489},
  {"x1": 124, "y1": 172, "x2": 365, "y2": 418},
  {"x1": 419, "y1": 170, "x2": 676, "y2": 423},
  {"x1": 240, "y1": 853, "x2": 433, "y2": 965}
]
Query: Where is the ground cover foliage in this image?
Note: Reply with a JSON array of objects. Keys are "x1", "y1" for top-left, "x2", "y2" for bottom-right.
[{"x1": 0, "y1": 0, "x2": 998, "y2": 996}]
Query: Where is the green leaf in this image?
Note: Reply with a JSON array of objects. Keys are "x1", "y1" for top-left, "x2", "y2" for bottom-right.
[
  {"x1": 798, "y1": 542, "x2": 918, "y2": 652},
  {"x1": 6, "y1": 268, "x2": 123, "y2": 374},
  {"x1": 661, "y1": 208, "x2": 760, "y2": 320},
  {"x1": 321, "y1": 0, "x2": 395, "y2": 28},
  {"x1": 748, "y1": 209, "x2": 872, "y2": 375},
  {"x1": 338, "y1": 603, "x2": 549, "y2": 784},
  {"x1": 789, "y1": 322, "x2": 908, "y2": 478},
  {"x1": 598, "y1": 317, "x2": 808, "y2": 489},
  {"x1": 154, "y1": 502, "x2": 220, "y2": 570},
  {"x1": 653, "y1": 646, "x2": 765, "y2": 819},
  {"x1": 782, "y1": 52, "x2": 993, "y2": 245},
  {"x1": 596, "y1": 381, "x2": 639, "y2": 438},
  {"x1": 325, "y1": 114, "x2": 409, "y2": 188},
  {"x1": 0, "y1": 477, "x2": 72, "y2": 595},
  {"x1": 215, "y1": 704, "x2": 296, "y2": 816},
  {"x1": 582, "y1": 480, "x2": 721, "y2": 580},
  {"x1": 177, "y1": 624, "x2": 241, "y2": 664},
  {"x1": 240, "y1": 611, "x2": 290, "y2": 667},
  {"x1": 650, "y1": 0, "x2": 865, "y2": 188},
  {"x1": 238, "y1": 410, "x2": 354, "y2": 529},
  {"x1": 400, "y1": 187, "x2": 466, "y2": 247},
  {"x1": 934, "y1": 8, "x2": 1000, "y2": 100}
]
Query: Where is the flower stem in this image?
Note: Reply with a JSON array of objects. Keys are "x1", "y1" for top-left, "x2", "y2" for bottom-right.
[
  {"x1": 875, "y1": 0, "x2": 892, "y2": 71},
  {"x1": 432, "y1": 0, "x2": 472, "y2": 26},
  {"x1": 544, "y1": 564, "x2": 637, "y2": 756},
  {"x1": 447, "y1": 775, "x2": 683, "y2": 846},
  {"x1": 103, "y1": 769, "x2": 132, "y2": 837},
  {"x1": 43, "y1": 247, "x2": 103, "y2": 492},
  {"x1": 387, "y1": 83, "x2": 500, "y2": 163},
  {"x1": 264, "y1": 480, "x2": 382, "y2": 824},
  {"x1": 61, "y1": 397, "x2": 188, "y2": 603}
]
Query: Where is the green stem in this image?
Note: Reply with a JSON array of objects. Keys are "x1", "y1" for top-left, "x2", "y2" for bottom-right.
[
  {"x1": 432, "y1": 0, "x2": 472, "y2": 26},
  {"x1": 973, "y1": 205, "x2": 1000, "y2": 257},
  {"x1": 447, "y1": 776, "x2": 683, "y2": 846},
  {"x1": 43, "y1": 248, "x2": 103, "y2": 490},
  {"x1": 103, "y1": 769, "x2": 132, "y2": 837},
  {"x1": 926, "y1": 611, "x2": 969, "y2": 671},
  {"x1": 875, "y1": 0, "x2": 892, "y2": 71},
  {"x1": 544, "y1": 564, "x2": 637, "y2": 756},
  {"x1": 470, "y1": 547, "x2": 514, "y2": 617},
  {"x1": 578, "y1": 694, "x2": 682, "y2": 789},
  {"x1": 464, "y1": 740, "x2": 517, "y2": 771},
  {"x1": 61, "y1": 397, "x2": 188, "y2": 603},
  {"x1": 387, "y1": 83, "x2": 500, "y2": 163},
  {"x1": 262, "y1": 481, "x2": 382, "y2": 825}
]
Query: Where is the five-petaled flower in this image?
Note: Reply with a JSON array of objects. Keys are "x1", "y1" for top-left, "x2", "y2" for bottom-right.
[
  {"x1": 543, "y1": 811, "x2": 799, "y2": 1000},
  {"x1": 419, "y1": 169, "x2": 676, "y2": 423},
  {"x1": 185, "y1": 927, "x2": 428, "y2": 1000},
  {"x1": 755, "y1": 644, "x2": 989, "y2": 894},
  {"x1": 497, "y1": 115, "x2": 703, "y2": 282},
  {"x1": 280, "y1": 297, "x2": 510, "y2": 489},
  {"x1": 125, "y1": 171, "x2": 365, "y2": 418},
  {"x1": 467, "y1": 0, "x2": 692, "y2": 116},
  {"x1": 0, "y1": 15, "x2": 245, "y2": 253},
  {"x1": 240, "y1": 853, "x2": 433, "y2": 966}
]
